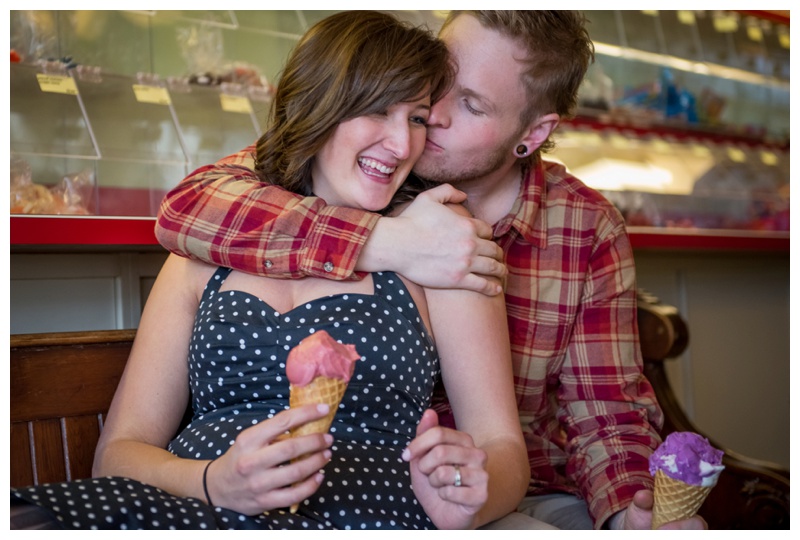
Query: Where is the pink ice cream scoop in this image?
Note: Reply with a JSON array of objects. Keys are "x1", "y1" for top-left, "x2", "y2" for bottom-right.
[
  {"x1": 285, "y1": 330, "x2": 360, "y2": 386},
  {"x1": 649, "y1": 432, "x2": 725, "y2": 487}
]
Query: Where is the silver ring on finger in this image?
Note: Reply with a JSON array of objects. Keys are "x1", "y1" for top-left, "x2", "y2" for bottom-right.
[{"x1": 453, "y1": 464, "x2": 462, "y2": 487}]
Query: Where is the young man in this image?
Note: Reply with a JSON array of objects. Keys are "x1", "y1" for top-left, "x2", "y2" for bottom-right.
[{"x1": 155, "y1": 11, "x2": 705, "y2": 530}]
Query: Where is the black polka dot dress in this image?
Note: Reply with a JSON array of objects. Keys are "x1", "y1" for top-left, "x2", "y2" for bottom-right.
[{"x1": 11, "y1": 269, "x2": 440, "y2": 530}]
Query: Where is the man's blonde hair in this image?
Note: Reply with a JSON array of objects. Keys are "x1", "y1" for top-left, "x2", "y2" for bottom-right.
[{"x1": 443, "y1": 11, "x2": 595, "y2": 163}]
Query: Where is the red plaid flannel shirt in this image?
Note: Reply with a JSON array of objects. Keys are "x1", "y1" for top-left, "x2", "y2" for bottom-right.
[{"x1": 156, "y1": 145, "x2": 663, "y2": 528}]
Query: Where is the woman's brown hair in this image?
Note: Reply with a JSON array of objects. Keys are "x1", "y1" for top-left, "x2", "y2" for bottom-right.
[{"x1": 255, "y1": 11, "x2": 453, "y2": 211}]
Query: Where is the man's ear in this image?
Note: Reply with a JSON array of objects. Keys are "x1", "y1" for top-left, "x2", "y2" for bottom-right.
[{"x1": 518, "y1": 113, "x2": 560, "y2": 153}]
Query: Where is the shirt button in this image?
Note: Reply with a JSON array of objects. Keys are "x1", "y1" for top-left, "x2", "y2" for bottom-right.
[
  {"x1": 323, "y1": 261, "x2": 334, "y2": 273},
  {"x1": 264, "y1": 260, "x2": 273, "y2": 269}
]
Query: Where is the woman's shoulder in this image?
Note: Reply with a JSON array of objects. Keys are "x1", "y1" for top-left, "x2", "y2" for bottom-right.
[{"x1": 160, "y1": 254, "x2": 220, "y2": 293}]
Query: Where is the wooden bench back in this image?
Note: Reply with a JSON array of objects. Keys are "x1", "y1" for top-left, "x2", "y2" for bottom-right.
[{"x1": 10, "y1": 330, "x2": 135, "y2": 488}]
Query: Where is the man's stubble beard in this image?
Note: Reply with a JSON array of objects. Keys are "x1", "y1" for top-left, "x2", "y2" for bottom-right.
[{"x1": 412, "y1": 133, "x2": 520, "y2": 186}]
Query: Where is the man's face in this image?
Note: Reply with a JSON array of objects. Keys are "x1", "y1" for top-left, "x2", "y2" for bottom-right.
[{"x1": 413, "y1": 14, "x2": 530, "y2": 185}]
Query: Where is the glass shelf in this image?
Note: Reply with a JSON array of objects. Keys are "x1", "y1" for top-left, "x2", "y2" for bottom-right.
[
  {"x1": 10, "y1": 63, "x2": 267, "y2": 217},
  {"x1": 583, "y1": 10, "x2": 789, "y2": 83},
  {"x1": 10, "y1": 63, "x2": 99, "y2": 159},
  {"x1": 552, "y1": 118, "x2": 789, "y2": 234},
  {"x1": 151, "y1": 10, "x2": 239, "y2": 29},
  {"x1": 169, "y1": 82, "x2": 263, "y2": 170},
  {"x1": 76, "y1": 72, "x2": 186, "y2": 164}
]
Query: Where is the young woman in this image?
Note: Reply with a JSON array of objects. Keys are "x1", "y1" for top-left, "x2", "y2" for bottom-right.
[{"x1": 11, "y1": 11, "x2": 528, "y2": 530}]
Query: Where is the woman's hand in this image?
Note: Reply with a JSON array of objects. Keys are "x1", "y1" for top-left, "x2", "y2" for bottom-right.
[
  {"x1": 403, "y1": 409, "x2": 489, "y2": 529},
  {"x1": 205, "y1": 403, "x2": 334, "y2": 515}
]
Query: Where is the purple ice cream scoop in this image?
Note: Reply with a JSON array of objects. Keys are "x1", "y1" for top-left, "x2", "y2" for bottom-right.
[{"x1": 649, "y1": 432, "x2": 725, "y2": 487}]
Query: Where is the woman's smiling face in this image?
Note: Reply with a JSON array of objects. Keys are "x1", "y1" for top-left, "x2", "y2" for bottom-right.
[{"x1": 310, "y1": 96, "x2": 431, "y2": 212}]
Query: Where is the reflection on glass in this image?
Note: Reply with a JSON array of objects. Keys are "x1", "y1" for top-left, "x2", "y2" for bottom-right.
[
  {"x1": 694, "y1": 10, "x2": 739, "y2": 68},
  {"x1": 170, "y1": 84, "x2": 261, "y2": 170},
  {"x1": 76, "y1": 72, "x2": 186, "y2": 163},
  {"x1": 660, "y1": 11, "x2": 704, "y2": 63},
  {"x1": 583, "y1": 10, "x2": 622, "y2": 46},
  {"x1": 619, "y1": 11, "x2": 664, "y2": 54},
  {"x1": 155, "y1": 10, "x2": 238, "y2": 28},
  {"x1": 551, "y1": 128, "x2": 789, "y2": 231}
]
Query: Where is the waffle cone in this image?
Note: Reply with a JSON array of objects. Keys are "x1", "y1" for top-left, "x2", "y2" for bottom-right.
[
  {"x1": 651, "y1": 469, "x2": 712, "y2": 529},
  {"x1": 289, "y1": 376, "x2": 348, "y2": 437},
  {"x1": 288, "y1": 376, "x2": 347, "y2": 513}
]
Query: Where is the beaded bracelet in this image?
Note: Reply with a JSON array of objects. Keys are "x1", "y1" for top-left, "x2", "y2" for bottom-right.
[{"x1": 203, "y1": 459, "x2": 216, "y2": 507}]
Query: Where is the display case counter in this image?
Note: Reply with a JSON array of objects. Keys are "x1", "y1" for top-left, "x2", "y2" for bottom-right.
[
  {"x1": 10, "y1": 9, "x2": 789, "y2": 252},
  {"x1": 562, "y1": 10, "x2": 790, "y2": 240},
  {"x1": 627, "y1": 227, "x2": 788, "y2": 251},
  {"x1": 10, "y1": 215, "x2": 159, "y2": 247},
  {"x1": 10, "y1": 61, "x2": 267, "y2": 218}
]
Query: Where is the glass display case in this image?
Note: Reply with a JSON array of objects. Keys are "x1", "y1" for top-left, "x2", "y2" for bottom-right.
[
  {"x1": 10, "y1": 60, "x2": 267, "y2": 217},
  {"x1": 555, "y1": 9, "x2": 789, "y2": 250},
  {"x1": 9, "y1": 9, "x2": 789, "y2": 250}
]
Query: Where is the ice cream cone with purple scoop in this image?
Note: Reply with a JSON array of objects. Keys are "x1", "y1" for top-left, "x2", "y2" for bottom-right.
[
  {"x1": 285, "y1": 330, "x2": 360, "y2": 513},
  {"x1": 649, "y1": 432, "x2": 725, "y2": 529}
]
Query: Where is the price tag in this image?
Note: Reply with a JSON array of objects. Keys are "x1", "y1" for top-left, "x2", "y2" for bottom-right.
[
  {"x1": 581, "y1": 132, "x2": 604, "y2": 147},
  {"x1": 690, "y1": 144, "x2": 711, "y2": 157},
  {"x1": 132, "y1": 84, "x2": 171, "y2": 105},
  {"x1": 220, "y1": 94, "x2": 253, "y2": 114},
  {"x1": 746, "y1": 26, "x2": 763, "y2": 42},
  {"x1": 36, "y1": 74, "x2": 78, "y2": 95},
  {"x1": 651, "y1": 139, "x2": 671, "y2": 153},
  {"x1": 677, "y1": 11, "x2": 696, "y2": 25},
  {"x1": 727, "y1": 147, "x2": 746, "y2": 163},
  {"x1": 713, "y1": 14, "x2": 738, "y2": 33},
  {"x1": 760, "y1": 151, "x2": 778, "y2": 166},
  {"x1": 778, "y1": 33, "x2": 790, "y2": 49},
  {"x1": 641, "y1": 10, "x2": 658, "y2": 16},
  {"x1": 608, "y1": 134, "x2": 629, "y2": 149}
]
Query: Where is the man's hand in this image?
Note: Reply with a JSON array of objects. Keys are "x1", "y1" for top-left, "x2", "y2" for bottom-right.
[
  {"x1": 611, "y1": 490, "x2": 708, "y2": 530},
  {"x1": 359, "y1": 184, "x2": 506, "y2": 296}
]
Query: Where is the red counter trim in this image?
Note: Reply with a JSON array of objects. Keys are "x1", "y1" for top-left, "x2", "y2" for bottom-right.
[
  {"x1": 628, "y1": 227, "x2": 789, "y2": 252},
  {"x1": 735, "y1": 11, "x2": 790, "y2": 26},
  {"x1": 10, "y1": 215, "x2": 159, "y2": 246},
  {"x1": 10, "y1": 216, "x2": 788, "y2": 252},
  {"x1": 563, "y1": 116, "x2": 789, "y2": 151}
]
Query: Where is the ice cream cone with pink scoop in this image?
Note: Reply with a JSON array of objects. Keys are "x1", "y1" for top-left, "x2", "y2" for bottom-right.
[
  {"x1": 649, "y1": 432, "x2": 725, "y2": 529},
  {"x1": 285, "y1": 330, "x2": 361, "y2": 513}
]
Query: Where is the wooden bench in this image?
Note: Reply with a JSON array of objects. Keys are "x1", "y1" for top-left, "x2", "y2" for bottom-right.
[
  {"x1": 10, "y1": 293, "x2": 790, "y2": 528},
  {"x1": 10, "y1": 329, "x2": 136, "y2": 487}
]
